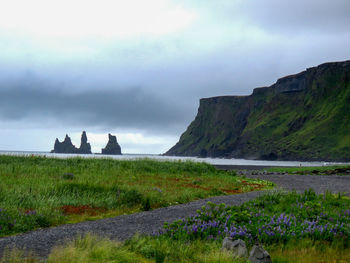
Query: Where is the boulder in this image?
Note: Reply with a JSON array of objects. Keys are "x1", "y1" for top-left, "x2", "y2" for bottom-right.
[
  {"x1": 222, "y1": 238, "x2": 248, "y2": 258},
  {"x1": 248, "y1": 244, "x2": 272, "y2": 263},
  {"x1": 101, "y1": 133, "x2": 122, "y2": 155}
]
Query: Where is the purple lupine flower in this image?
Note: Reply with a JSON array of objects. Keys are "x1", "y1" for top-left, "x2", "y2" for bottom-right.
[{"x1": 192, "y1": 225, "x2": 198, "y2": 233}]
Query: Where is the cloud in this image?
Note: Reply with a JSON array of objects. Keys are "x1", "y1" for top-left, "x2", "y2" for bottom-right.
[
  {"x1": 0, "y1": 0, "x2": 349, "y2": 153},
  {"x1": 239, "y1": 0, "x2": 350, "y2": 34},
  {"x1": 0, "y1": 0, "x2": 197, "y2": 38},
  {"x1": 179, "y1": 0, "x2": 350, "y2": 35},
  {"x1": 0, "y1": 76, "x2": 190, "y2": 135}
]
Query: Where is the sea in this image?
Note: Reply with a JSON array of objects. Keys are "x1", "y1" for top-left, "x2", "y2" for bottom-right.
[{"x1": 0, "y1": 150, "x2": 347, "y2": 167}]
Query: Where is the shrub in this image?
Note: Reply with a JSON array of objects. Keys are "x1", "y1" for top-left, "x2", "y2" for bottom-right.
[
  {"x1": 117, "y1": 189, "x2": 143, "y2": 207},
  {"x1": 142, "y1": 197, "x2": 152, "y2": 211}
]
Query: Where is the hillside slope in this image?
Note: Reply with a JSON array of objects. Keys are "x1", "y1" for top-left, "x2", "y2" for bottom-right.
[{"x1": 166, "y1": 60, "x2": 350, "y2": 161}]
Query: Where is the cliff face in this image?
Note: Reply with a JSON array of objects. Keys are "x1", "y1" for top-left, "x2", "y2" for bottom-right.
[
  {"x1": 101, "y1": 133, "x2": 122, "y2": 155},
  {"x1": 166, "y1": 60, "x2": 350, "y2": 161},
  {"x1": 51, "y1": 131, "x2": 92, "y2": 154}
]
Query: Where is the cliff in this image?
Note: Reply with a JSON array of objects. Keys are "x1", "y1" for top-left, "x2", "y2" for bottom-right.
[
  {"x1": 51, "y1": 131, "x2": 92, "y2": 154},
  {"x1": 166, "y1": 60, "x2": 350, "y2": 161},
  {"x1": 101, "y1": 133, "x2": 122, "y2": 155}
]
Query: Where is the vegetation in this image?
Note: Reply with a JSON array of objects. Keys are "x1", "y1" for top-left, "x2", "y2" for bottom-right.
[
  {"x1": 0, "y1": 155, "x2": 271, "y2": 237},
  {"x1": 161, "y1": 190, "x2": 349, "y2": 245},
  {"x1": 2, "y1": 191, "x2": 349, "y2": 263},
  {"x1": 268, "y1": 165, "x2": 350, "y2": 175},
  {"x1": 167, "y1": 61, "x2": 350, "y2": 161}
]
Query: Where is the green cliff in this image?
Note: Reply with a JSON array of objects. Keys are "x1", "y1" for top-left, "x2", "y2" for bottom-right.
[{"x1": 166, "y1": 60, "x2": 350, "y2": 161}]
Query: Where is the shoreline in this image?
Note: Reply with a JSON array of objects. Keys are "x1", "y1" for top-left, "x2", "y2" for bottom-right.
[{"x1": 0, "y1": 151, "x2": 346, "y2": 167}]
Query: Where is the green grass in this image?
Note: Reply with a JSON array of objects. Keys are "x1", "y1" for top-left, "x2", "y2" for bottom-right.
[
  {"x1": 3, "y1": 191, "x2": 349, "y2": 263},
  {"x1": 0, "y1": 155, "x2": 272, "y2": 236},
  {"x1": 267, "y1": 165, "x2": 350, "y2": 175},
  {"x1": 3, "y1": 235, "x2": 349, "y2": 263}
]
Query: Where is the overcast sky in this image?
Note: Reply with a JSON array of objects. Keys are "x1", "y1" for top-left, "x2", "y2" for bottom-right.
[{"x1": 0, "y1": 0, "x2": 349, "y2": 153}]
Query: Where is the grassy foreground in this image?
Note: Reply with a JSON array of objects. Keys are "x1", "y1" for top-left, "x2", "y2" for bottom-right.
[
  {"x1": 0, "y1": 155, "x2": 271, "y2": 237},
  {"x1": 2, "y1": 191, "x2": 349, "y2": 263}
]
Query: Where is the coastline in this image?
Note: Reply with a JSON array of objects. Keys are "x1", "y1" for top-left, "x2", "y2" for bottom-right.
[{"x1": 0, "y1": 150, "x2": 347, "y2": 167}]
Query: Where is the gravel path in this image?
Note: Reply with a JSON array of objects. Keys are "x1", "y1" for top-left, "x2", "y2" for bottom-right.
[
  {"x1": 1, "y1": 167, "x2": 349, "y2": 259},
  {"x1": 242, "y1": 173, "x2": 350, "y2": 195},
  {"x1": 214, "y1": 165, "x2": 350, "y2": 196}
]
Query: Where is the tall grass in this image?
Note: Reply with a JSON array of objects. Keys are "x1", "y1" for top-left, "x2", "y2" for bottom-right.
[
  {"x1": 0, "y1": 155, "x2": 271, "y2": 236},
  {"x1": 2, "y1": 234, "x2": 349, "y2": 263}
]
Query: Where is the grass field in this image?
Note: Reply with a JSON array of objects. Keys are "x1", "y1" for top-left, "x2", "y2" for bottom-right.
[
  {"x1": 0, "y1": 155, "x2": 272, "y2": 237},
  {"x1": 2, "y1": 191, "x2": 349, "y2": 263}
]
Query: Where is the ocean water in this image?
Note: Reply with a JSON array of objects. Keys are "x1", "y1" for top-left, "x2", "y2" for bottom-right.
[{"x1": 0, "y1": 150, "x2": 346, "y2": 167}]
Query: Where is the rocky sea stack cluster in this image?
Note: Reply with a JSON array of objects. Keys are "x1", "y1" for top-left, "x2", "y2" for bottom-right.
[
  {"x1": 51, "y1": 132, "x2": 122, "y2": 155},
  {"x1": 51, "y1": 131, "x2": 91, "y2": 154},
  {"x1": 101, "y1": 133, "x2": 122, "y2": 155}
]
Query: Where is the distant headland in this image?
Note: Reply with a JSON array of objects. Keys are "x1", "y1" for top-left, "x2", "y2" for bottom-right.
[
  {"x1": 51, "y1": 131, "x2": 122, "y2": 155},
  {"x1": 166, "y1": 60, "x2": 350, "y2": 162}
]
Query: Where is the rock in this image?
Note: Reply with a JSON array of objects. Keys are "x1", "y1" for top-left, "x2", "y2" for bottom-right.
[
  {"x1": 51, "y1": 134, "x2": 79, "y2": 153},
  {"x1": 101, "y1": 134, "x2": 122, "y2": 155},
  {"x1": 222, "y1": 238, "x2": 248, "y2": 258},
  {"x1": 78, "y1": 131, "x2": 92, "y2": 154},
  {"x1": 51, "y1": 131, "x2": 92, "y2": 154},
  {"x1": 248, "y1": 244, "x2": 272, "y2": 263},
  {"x1": 274, "y1": 71, "x2": 306, "y2": 93}
]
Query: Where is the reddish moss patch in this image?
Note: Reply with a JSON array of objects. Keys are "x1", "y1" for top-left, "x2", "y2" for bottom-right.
[
  {"x1": 221, "y1": 189, "x2": 242, "y2": 194},
  {"x1": 241, "y1": 180, "x2": 265, "y2": 190},
  {"x1": 60, "y1": 205, "x2": 106, "y2": 216},
  {"x1": 182, "y1": 183, "x2": 211, "y2": 191},
  {"x1": 168, "y1": 177, "x2": 190, "y2": 183},
  {"x1": 182, "y1": 182, "x2": 250, "y2": 194}
]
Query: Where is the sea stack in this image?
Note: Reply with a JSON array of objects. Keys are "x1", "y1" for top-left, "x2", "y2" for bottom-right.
[
  {"x1": 101, "y1": 133, "x2": 122, "y2": 155},
  {"x1": 51, "y1": 134, "x2": 78, "y2": 153},
  {"x1": 51, "y1": 131, "x2": 92, "y2": 154},
  {"x1": 78, "y1": 131, "x2": 92, "y2": 154}
]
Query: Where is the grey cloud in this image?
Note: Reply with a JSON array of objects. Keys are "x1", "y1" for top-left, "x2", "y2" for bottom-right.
[
  {"x1": 182, "y1": 0, "x2": 350, "y2": 35},
  {"x1": 0, "y1": 78, "x2": 191, "y2": 135},
  {"x1": 0, "y1": 0, "x2": 349, "y2": 141},
  {"x1": 242, "y1": 0, "x2": 350, "y2": 34}
]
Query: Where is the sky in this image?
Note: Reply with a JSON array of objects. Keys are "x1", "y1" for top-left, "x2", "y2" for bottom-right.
[{"x1": 0, "y1": 0, "x2": 349, "y2": 154}]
